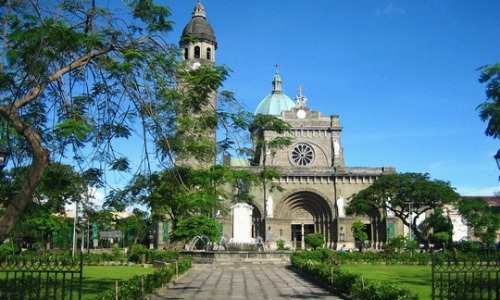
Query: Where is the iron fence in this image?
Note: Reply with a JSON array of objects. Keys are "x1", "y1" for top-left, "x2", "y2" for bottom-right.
[
  {"x1": 432, "y1": 250, "x2": 500, "y2": 300},
  {"x1": 0, "y1": 255, "x2": 83, "y2": 300}
]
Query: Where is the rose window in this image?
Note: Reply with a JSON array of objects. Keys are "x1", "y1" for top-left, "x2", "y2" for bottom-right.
[{"x1": 290, "y1": 143, "x2": 314, "y2": 166}]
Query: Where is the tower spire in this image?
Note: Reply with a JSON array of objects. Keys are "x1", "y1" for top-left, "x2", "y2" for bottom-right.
[
  {"x1": 272, "y1": 64, "x2": 282, "y2": 94},
  {"x1": 193, "y1": 1, "x2": 207, "y2": 18}
]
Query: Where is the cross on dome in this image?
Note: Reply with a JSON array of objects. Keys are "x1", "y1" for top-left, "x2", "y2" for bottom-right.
[
  {"x1": 272, "y1": 64, "x2": 282, "y2": 94},
  {"x1": 295, "y1": 85, "x2": 308, "y2": 108}
]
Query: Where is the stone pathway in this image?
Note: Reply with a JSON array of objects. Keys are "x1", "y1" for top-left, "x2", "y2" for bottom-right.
[{"x1": 151, "y1": 264, "x2": 343, "y2": 300}]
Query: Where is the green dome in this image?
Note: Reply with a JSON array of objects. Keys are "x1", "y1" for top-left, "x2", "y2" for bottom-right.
[
  {"x1": 255, "y1": 69, "x2": 295, "y2": 116},
  {"x1": 255, "y1": 93, "x2": 295, "y2": 116}
]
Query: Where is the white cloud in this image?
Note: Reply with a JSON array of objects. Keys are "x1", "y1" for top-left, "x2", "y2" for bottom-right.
[
  {"x1": 64, "y1": 187, "x2": 106, "y2": 216},
  {"x1": 456, "y1": 185, "x2": 499, "y2": 196},
  {"x1": 376, "y1": 3, "x2": 406, "y2": 16}
]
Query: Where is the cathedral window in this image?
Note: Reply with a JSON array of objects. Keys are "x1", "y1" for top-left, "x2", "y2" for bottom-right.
[
  {"x1": 184, "y1": 48, "x2": 189, "y2": 59},
  {"x1": 194, "y1": 46, "x2": 201, "y2": 58},
  {"x1": 290, "y1": 143, "x2": 314, "y2": 166},
  {"x1": 206, "y1": 47, "x2": 211, "y2": 60}
]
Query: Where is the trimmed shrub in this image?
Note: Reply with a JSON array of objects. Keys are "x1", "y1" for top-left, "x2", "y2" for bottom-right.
[
  {"x1": 128, "y1": 244, "x2": 148, "y2": 263},
  {"x1": 291, "y1": 250, "x2": 418, "y2": 300},
  {"x1": 276, "y1": 239, "x2": 286, "y2": 250},
  {"x1": 96, "y1": 256, "x2": 192, "y2": 300},
  {"x1": 304, "y1": 233, "x2": 324, "y2": 249}
]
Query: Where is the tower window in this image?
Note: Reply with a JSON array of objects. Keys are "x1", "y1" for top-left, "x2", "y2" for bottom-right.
[
  {"x1": 206, "y1": 47, "x2": 211, "y2": 60},
  {"x1": 184, "y1": 48, "x2": 188, "y2": 60},
  {"x1": 194, "y1": 46, "x2": 200, "y2": 59}
]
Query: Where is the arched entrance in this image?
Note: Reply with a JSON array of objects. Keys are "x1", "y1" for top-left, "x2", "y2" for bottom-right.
[
  {"x1": 276, "y1": 191, "x2": 333, "y2": 249},
  {"x1": 252, "y1": 205, "x2": 263, "y2": 239}
]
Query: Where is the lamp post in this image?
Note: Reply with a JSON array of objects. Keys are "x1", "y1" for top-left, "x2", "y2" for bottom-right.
[{"x1": 494, "y1": 150, "x2": 500, "y2": 181}]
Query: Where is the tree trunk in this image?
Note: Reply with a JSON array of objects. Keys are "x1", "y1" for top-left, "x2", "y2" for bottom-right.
[{"x1": 0, "y1": 107, "x2": 49, "y2": 241}]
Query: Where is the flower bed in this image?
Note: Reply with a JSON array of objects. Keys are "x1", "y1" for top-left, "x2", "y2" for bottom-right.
[{"x1": 291, "y1": 250, "x2": 418, "y2": 300}]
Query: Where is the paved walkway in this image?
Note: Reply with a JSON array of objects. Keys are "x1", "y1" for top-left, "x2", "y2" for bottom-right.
[{"x1": 151, "y1": 264, "x2": 342, "y2": 300}]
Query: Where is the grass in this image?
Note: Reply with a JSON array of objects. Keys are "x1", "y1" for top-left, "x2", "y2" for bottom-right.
[
  {"x1": 81, "y1": 265, "x2": 155, "y2": 299},
  {"x1": 341, "y1": 264, "x2": 432, "y2": 300}
]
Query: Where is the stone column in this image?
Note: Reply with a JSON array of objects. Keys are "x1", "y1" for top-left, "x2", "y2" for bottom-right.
[{"x1": 301, "y1": 223, "x2": 305, "y2": 250}]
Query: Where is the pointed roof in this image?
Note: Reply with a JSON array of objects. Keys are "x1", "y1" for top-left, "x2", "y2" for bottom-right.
[{"x1": 180, "y1": 2, "x2": 217, "y2": 48}]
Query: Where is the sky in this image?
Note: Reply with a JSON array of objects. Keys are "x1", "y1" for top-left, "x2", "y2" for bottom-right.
[{"x1": 95, "y1": 0, "x2": 500, "y2": 206}]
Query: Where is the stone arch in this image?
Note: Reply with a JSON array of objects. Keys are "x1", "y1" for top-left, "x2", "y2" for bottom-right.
[
  {"x1": 275, "y1": 189, "x2": 334, "y2": 247},
  {"x1": 251, "y1": 204, "x2": 263, "y2": 238}
]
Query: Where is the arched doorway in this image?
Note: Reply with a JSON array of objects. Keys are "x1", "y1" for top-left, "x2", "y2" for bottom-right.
[
  {"x1": 251, "y1": 205, "x2": 263, "y2": 239},
  {"x1": 277, "y1": 191, "x2": 333, "y2": 249}
]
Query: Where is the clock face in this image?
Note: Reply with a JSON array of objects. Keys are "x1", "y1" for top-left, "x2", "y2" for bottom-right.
[{"x1": 296, "y1": 109, "x2": 306, "y2": 119}]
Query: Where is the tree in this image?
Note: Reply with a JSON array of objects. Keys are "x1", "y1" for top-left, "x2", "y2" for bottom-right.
[
  {"x1": 249, "y1": 114, "x2": 292, "y2": 239},
  {"x1": 477, "y1": 64, "x2": 500, "y2": 138},
  {"x1": 173, "y1": 215, "x2": 222, "y2": 243},
  {"x1": 0, "y1": 0, "x2": 177, "y2": 239},
  {"x1": 348, "y1": 173, "x2": 460, "y2": 245},
  {"x1": 352, "y1": 220, "x2": 368, "y2": 251},
  {"x1": 0, "y1": 163, "x2": 93, "y2": 249},
  {"x1": 418, "y1": 207, "x2": 453, "y2": 249},
  {"x1": 458, "y1": 198, "x2": 499, "y2": 246},
  {"x1": 0, "y1": 0, "x2": 247, "y2": 241}
]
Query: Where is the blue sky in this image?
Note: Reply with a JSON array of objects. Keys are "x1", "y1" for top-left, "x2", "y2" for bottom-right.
[{"x1": 99, "y1": 0, "x2": 500, "y2": 202}]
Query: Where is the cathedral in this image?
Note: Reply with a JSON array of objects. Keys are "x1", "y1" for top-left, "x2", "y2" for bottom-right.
[{"x1": 170, "y1": 3, "x2": 404, "y2": 250}]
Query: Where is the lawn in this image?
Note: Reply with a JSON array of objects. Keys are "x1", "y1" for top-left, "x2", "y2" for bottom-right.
[
  {"x1": 341, "y1": 264, "x2": 432, "y2": 300},
  {"x1": 81, "y1": 265, "x2": 155, "y2": 299}
]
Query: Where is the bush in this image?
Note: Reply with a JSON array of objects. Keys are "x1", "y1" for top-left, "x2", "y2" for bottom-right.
[
  {"x1": 0, "y1": 241, "x2": 19, "y2": 259},
  {"x1": 128, "y1": 244, "x2": 148, "y2": 263},
  {"x1": 351, "y1": 279, "x2": 418, "y2": 300},
  {"x1": 304, "y1": 233, "x2": 324, "y2": 249},
  {"x1": 291, "y1": 250, "x2": 418, "y2": 300},
  {"x1": 276, "y1": 239, "x2": 286, "y2": 250},
  {"x1": 96, "y1": 256, "x2": 192, "y2": 300},
  {"x1": 148, "y1": 250, "x2": 178, "y2": 262}
]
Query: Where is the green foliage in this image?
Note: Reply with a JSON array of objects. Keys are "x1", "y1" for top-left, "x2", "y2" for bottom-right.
[
  {"x1": 291, "y1": 250, "x2": 418, "y2": 300},
  {"x1": 173, "y1": 215, "x2": 222, "y2": 243},
  {"x1": 477, "y1": 63, "x2": 500, "y2": 138},
  {"x1": 433, "y1": 232, "x2": 450, "y2": 247},
  {"x1": 128, "y1": 244, "x2": 149, "y2": 263},
  {"x1": 0, "y1": 241, "x2": 19, "y2": 258},
  {"x1": 96, "y1": 256, "x2": 192, "y2": 300},
  {"x1": 304, "y1": 233, "x2": 324, "y2": 249},
  {"x1": 276, "y1": 239, "x2": 286, "y2": 250},
  {"x1": 349, "y1": 173, "x2": 460, "y2": 244},
  {"x1": 351, "y1": 279, "x2": 419, "y2": 300},
  {"x1": 458, "y1": 198, "x2": 500, "y2": 246},
  {"x1": 386, "y1": 235, "x2": 419, "y2": 253},
  {"x1": 352, "y1": 220, "x2": 368, "y2": 250}
]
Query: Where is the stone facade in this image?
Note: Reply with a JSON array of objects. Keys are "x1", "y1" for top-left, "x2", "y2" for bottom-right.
[
  {"x1": 219, "y1": 91, "x2": 402, "y2": 249},
  {"x1": 166, "y1": 3, "x2": 405, "y2": 250}
]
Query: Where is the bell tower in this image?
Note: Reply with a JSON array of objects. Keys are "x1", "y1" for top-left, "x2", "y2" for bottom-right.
[
  {"x1": 180, "y1": 2, "x2": 217, "y2": 66},
  {"x1": 176, "y1": 2, "x2": 218, "y2": 168}
]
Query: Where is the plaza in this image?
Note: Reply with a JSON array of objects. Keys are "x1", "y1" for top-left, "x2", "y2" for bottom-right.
[{"x1": 151, "y1": 264, "x2": 341, "y2": 300}]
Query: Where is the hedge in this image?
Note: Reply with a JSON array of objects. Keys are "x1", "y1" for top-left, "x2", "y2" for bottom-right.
[
  {"x1": 95, "y1": 256, "x2": 192, "y2": 300},
  {"x1": 316, "y1": 249, "x2": 494, "y2": 266},
  {"x1": 291, "y1": 250, "x2": 418, "y2": 300}
]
